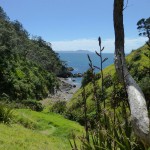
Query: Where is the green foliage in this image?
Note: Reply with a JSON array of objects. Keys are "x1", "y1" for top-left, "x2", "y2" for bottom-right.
[
  {"x1": 103, "y1": 74, "x2": 113, "y2": 88},
  {"x1": 0, "y1": 56, "x2": 58, "y2": 100},
  {"x1": 22, "y1": 100, "x2": 43, "y2": 112},
  {"x1": 68, "y1": 46, "x2": 148, "y2": 150},
  {"x1": 137, "y1": 17, "x2": 150, "y2": 41},
  {"x1": 50, "y1": 100, "x2": 67, "y2": 114},
  {"x1": 0, "y1": 103, "x2": 13, "y2": 124},
  {"x1": 82, "y1": 69, "x2": 93, "y2": 87},
  {"x1": 139, "y1": 75, "x2": 150, "y2": 108},
  {"x1": 67, "y1": 44, "x2": 149, "y2": 150},
  {"x1": 28, "y1": 36, "x2": 68, "y2": 76},
  {"x1": 78, "y1": 111, "x2": 144, "y2": 150},
  {"x1": 131, "y1": 51, "x2": 141, "y2": 61},
  {"x1": 0, "y1": 6, "x2": 68, "y2": 102},
  {"x1": 0, "y1": 6, "x2": 9, "y2": 21},
  {"x1": 65, "y1": 107, "x2": 85, "y2": 125},
  {"x1": 67, "y1": 44, "x2": 150, "y2": 124}
]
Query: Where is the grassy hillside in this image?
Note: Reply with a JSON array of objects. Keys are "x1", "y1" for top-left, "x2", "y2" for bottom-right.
[
  {"x1": 66, "y1": 44, "x2": 150, "y2": 124},
  {"x1": 0, "y1": 109, "x2": 84, "y2": 150}
]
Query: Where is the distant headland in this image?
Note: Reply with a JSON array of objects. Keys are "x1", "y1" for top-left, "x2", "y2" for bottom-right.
[{"x1": 56, "y1": 50, "x2": 93, "y2": 53}]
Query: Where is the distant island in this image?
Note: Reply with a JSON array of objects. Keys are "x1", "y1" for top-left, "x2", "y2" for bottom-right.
[{"x1": 56, "y1": 50, "x2": 93, "y2": 53}]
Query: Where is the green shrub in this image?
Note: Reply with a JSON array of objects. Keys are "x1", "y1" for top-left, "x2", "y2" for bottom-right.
[
  {"x1": 22, "y1": 100, "x2": 43, "y2": 112},
  {"x1": 143, "y1": 51, "x2": 149, "y2": 58},
  {"x1": 132, "y1": 51, "x2": 141, "y2": 61},
  {"x1": 0, "y1": 103, "x2": 13, "y2": 124},
  {"x1": 103, "y1": 75, "x2": 113, "y2": 88},
  {"x1": 70, "y1": 110, "x2": 145, "y2": 150},
  {"x1": 0, "y1": 93, "x2": 10, "y2": 101},
  {"x1": 82, "y1": 69, "x2": 93, "y2": 87},
  {"x1": 139, "y1": 75, "x2": 150, "y2": 109},
  {"x1": 50, "y1": 100, "x2": 67, "y2": 114},
  {"x1": 65, "y1": 109, "x2": 85, "y2": 125}
]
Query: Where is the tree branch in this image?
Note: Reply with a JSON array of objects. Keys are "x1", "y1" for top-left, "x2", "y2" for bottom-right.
[{"x1": 123, "y1": 0, "x2": 129, "y2": 10}]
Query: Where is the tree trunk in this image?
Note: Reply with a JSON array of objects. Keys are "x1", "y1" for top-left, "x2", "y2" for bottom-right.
[{"x1": 113, "y1": 0, "x2": 150, "y2": 147}]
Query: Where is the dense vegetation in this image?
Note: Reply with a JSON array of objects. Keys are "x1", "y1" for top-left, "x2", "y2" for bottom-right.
[
  {"x1": 0, "y1": 5, "x2": 150, "y2": 149},
  {"x1": 65, "y1": 44, "x2": 150, "y2": 125},
  {"x1": 0, "y1": 6, "x2": 84, "y2": 149},
  {"x1": 66, "y1": 43, "x2": 150, "y2": 149},
  {"x1": 0, "y1": 44, "x2": 148, "y2": 150},
  {"x1": 0, "y1": 6, "x2": 68, "y2": 101}
]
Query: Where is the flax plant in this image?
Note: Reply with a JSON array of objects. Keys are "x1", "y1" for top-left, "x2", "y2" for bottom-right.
[{"x1": 69, "y1": 37, "x2": 146, "y2": 150}]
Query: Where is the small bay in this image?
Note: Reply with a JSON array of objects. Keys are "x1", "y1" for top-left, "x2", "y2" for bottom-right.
[{"x1": 58, "y1": 52, "x2": 114, "y2": 85}]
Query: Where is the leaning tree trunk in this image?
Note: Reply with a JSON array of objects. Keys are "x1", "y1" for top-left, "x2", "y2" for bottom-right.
[{"x1": 113, "y1": 0, "x2": 150, "y2": 147}]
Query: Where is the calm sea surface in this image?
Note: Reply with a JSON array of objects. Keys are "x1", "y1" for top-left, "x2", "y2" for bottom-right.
[{"x1": 58, "y1": 52, "x2": 114, "y2": 85}]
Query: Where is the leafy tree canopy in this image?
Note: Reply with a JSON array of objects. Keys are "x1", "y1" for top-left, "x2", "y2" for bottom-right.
[
  {"x1": 137, "y1": 17, "x2": 150, "y2": 42},
  {"x1": 0, "y1": 6, "x2": 68, "y2": 101}
]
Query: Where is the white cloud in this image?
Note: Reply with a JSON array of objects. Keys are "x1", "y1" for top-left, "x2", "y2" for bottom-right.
[
  {"x1": 124, "y1": 37, "x2": 147, "y2": 53},
  {"x1": 51, "y1": 37, "x2": 147, "y2": 53}
]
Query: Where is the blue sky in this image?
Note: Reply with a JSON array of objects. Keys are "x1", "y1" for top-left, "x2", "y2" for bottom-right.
[{"x1": 0, "y1": 0, "x2": 149, "y2": 52}]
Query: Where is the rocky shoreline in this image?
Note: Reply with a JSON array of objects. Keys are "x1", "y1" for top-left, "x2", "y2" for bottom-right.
[{"x1": 41, "y1": 77, "x2": 81, "y2": 106}]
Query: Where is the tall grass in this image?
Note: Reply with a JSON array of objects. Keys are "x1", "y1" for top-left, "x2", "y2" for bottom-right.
[{"x1": 0, "y1": 103, "x2": 13, "y2": 124}]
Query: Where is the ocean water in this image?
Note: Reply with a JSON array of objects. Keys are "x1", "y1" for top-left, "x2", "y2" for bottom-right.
[{"x1": 58, "y1": 52, "x2": 114, "y2": 85}]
